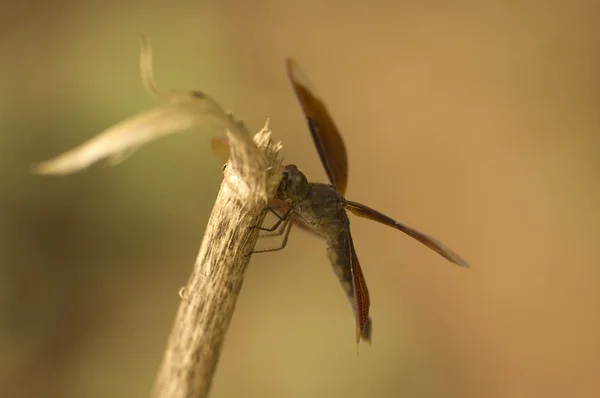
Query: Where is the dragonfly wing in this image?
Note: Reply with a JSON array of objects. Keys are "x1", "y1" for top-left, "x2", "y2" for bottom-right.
[
  {"x1": 210, "y1": 135, "x2": 231, "y2": 165},
  {"x1": 326, "y1": 230, "x2": 372, "y2": 344},
  {"x1": 286, "y1": 58, "x2": 349, "y2": 196},
  {"x1": 344, "y1": 200, "x2": 470, "y2": 267},
  {"x1": 348, "y1": 231, "x2": 372, "y2": 343}
]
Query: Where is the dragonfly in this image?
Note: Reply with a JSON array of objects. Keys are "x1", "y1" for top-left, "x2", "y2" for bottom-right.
[{"x1": 212, "y1": 59, "x2": 470, "y2": 345}]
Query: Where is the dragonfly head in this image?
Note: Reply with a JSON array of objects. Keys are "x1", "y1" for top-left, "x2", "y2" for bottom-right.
[{"x1": 276, "y1": 164, "x2": 308, "y2": 202}]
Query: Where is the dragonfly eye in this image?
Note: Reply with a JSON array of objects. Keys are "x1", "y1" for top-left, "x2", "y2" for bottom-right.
[{"x1": 277, "y1": 165, "x2": 308, "y2": 201}]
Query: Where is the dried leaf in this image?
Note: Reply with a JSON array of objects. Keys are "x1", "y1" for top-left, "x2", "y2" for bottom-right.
[{"x1": 33, "y1": 35, "x2": 229, "y2": 176}]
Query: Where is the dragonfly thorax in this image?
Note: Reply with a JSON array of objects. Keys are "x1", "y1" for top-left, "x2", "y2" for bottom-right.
[{"x1": 276, "y1": 164, "x2": 309, "y2": 202}]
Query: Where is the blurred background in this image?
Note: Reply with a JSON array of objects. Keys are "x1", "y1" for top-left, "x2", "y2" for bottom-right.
[{"x1": 1, "y1": 0, "x2": 599, "y2": 397}]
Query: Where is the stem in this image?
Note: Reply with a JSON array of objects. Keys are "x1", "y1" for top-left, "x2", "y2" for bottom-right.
[{"x1": 150, "y1": 119, "x2": 283, "y2": 398}]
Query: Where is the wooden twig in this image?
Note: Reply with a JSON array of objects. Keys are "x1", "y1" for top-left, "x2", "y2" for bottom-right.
[{"x1": 150, "y1": 119, "x2": 284, "y2": 398}]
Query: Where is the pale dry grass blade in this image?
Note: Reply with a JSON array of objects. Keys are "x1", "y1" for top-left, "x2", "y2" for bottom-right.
[
  {"x1": 33, "y1": 35, "x2": 228, "y2": 176},
  {"x1": 33, "y1": 103, "x2": 227, "y2": 175},
  {"x1": 139, "y1": 34, "x2": 166, "y2": 99}
]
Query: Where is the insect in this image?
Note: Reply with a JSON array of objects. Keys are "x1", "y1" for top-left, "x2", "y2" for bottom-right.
[{"x1": 213, "y1": 59, "x2": 470, "y2": 345}]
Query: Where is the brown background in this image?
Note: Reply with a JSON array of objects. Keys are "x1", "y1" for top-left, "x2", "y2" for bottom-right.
[{"x1": 1, "y1": 1, "x2": 599, "y2": 397}]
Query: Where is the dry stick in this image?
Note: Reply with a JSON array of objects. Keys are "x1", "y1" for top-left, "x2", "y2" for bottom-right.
[{"x1": 151, "y1": 120, "x2": 284, "y2": 398}]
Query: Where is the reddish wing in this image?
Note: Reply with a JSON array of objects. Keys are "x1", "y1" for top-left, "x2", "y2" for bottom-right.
[
  {"x1": 347, "y1": 232, "x2": 371, "y2": 343},
  {"x1": 286, "y1": 58, "x2": 349, "y2": 196},
  {"x1": 209, "y1": 135, "x2": 231, "y2": 165},
  {"x1": 344, "y1": 200, "x2": 470, "y2": 268}
]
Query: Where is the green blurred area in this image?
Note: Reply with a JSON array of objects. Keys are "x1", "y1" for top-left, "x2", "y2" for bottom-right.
[{"x1": 1, "y1": 1, "x2": 600, "y2": 397}]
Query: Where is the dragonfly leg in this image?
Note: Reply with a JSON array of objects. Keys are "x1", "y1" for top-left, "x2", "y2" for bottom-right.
[
  {"x1": 257, "y1": 219, "x2": 290, "y2": 238},
  {"x1": 250, "y1": 217, "x2": 293, "y2": 255},
  {"x1": 251, "y1": 206, "x2": 292, "y2": 232}
]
